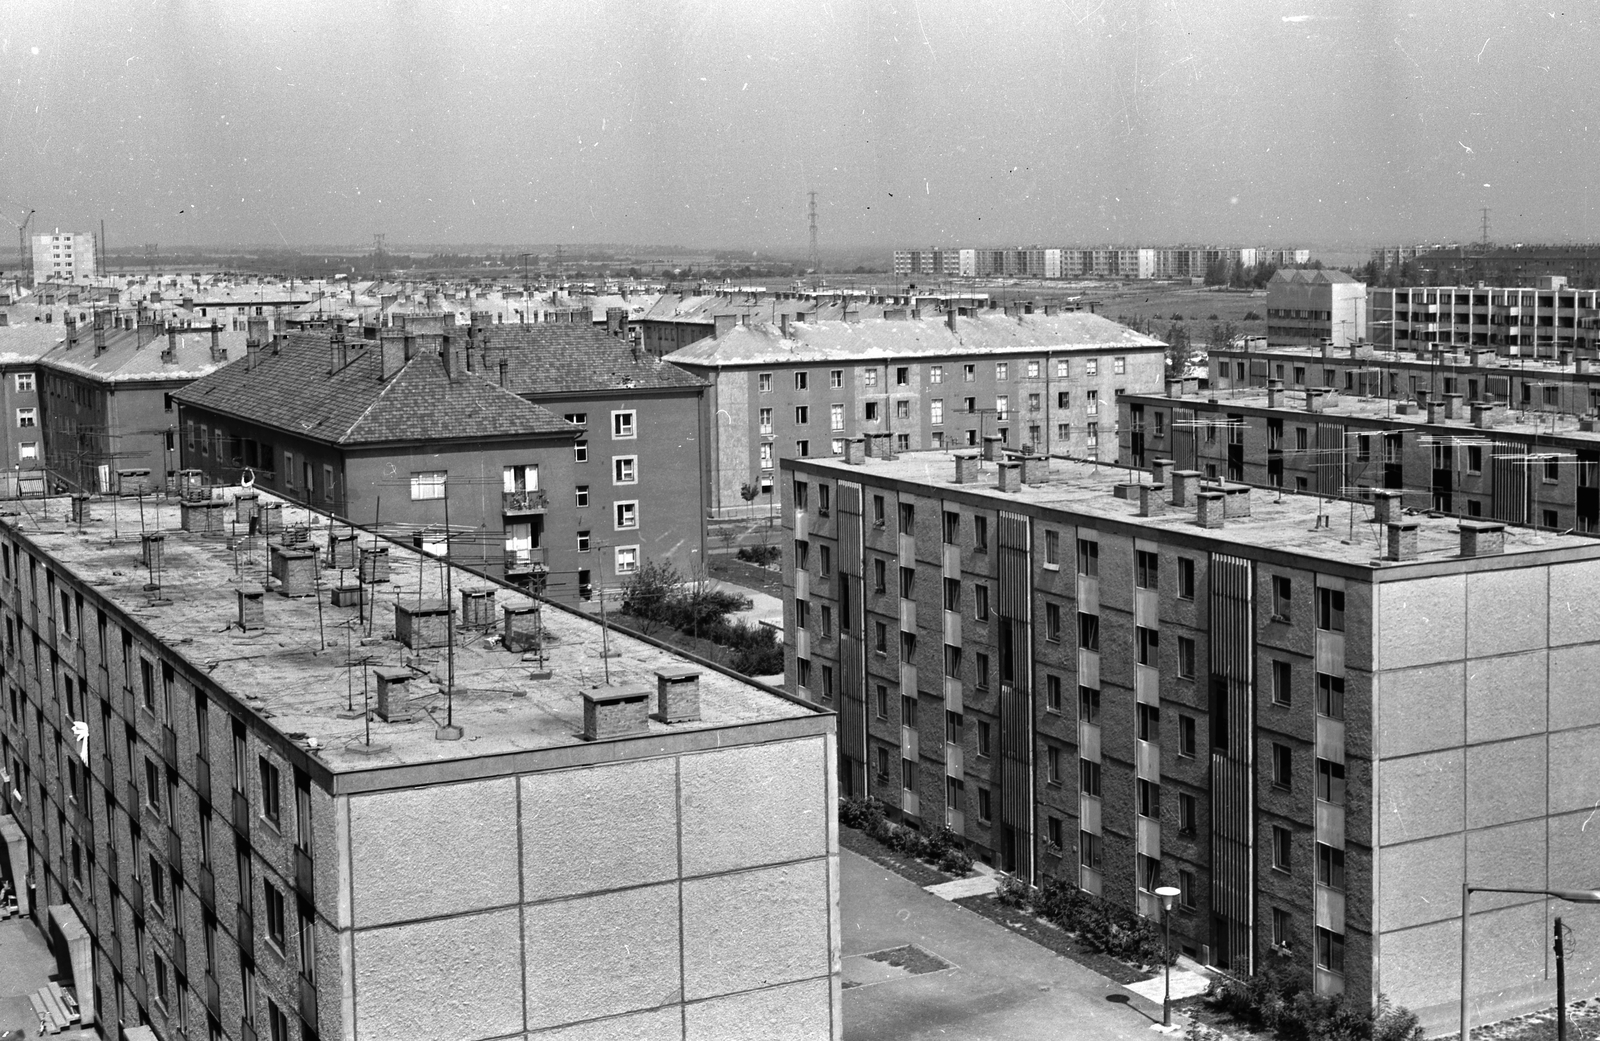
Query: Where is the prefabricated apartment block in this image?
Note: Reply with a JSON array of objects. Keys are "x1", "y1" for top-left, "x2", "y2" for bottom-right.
[
  {"x1": 0, "y1": 492, "x2": 840, "y2": 1041},
  {"x1": 782, "y1": 444, "x2": 1600, "y2": 1032}
]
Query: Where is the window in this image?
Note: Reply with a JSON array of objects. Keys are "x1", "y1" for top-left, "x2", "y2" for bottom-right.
[
  {"x1": 899, "y1": 566, "x2": 915, "y2": 598},
  {"x1": 17, "y1": 442, "x2": 36, "y2": 460},
  {"x1": 614, "y1": 501, "x2": 638, "y2": 530},
  {"x1": 974, "y1": 583, "x2": 989, "y2": 620},
  {"x1": 830, "y1": 369, "x2": 843, "y2": 388},
  {"x1": 564, "y1": 412, "x2": 587, "y2": 427},
  {"x1": 1179, "y1": 792, "x2": 1197, "y2": 834},
  {"x1": 576, "y1": 530, "x2": 591, "y2": 552},
  {"x1": 973, "y1": 515, "x2": 988, "y2": 551},
  {"x1": 575, "y1": 485, "x2": 590, "y2": 508},
  {"x1": 1080, "y1": 830, "x2": 1103, "y2": 870},
  {"x1": 1048, "y1": 815, "x2": 1064, "y2": 848},
  {"x1": 268, "y1": 999, "x2": 291, "y2": 1041},
  {"x1": 1136, "y1": 626, "x2": 1159, "y2": 665},
  {"x1": 1136, "y1": 550, "x2": 1158, "y2": 589},
  {"x1": 1317, "y1": 586, "x2": 1345, "y2": 631},
  {"x1": 409, "y1": 471, "x2": 446, "y2": 500},
  {"x1": 613, "y1": 456, "x2": 637, "y2": 484},
  {"x1": 1047, "y1": 745, "x2": 1063, "y2": 784},
  {"x1": 1044, "y1": 530, "x2": 1060, "y2": 567},
  {"x1": 1272, "y1": 575, "x2": 1291, "y2": 619},
  {"x1": 1114, "y1": 356, "x2": 1126, "y2": 375},
  {"x1": 1046, "y1": 603, "x2": 1062, "y2": 642},
  {"x1": 943, "y1": 643, "x2": 962, "y2": 678},
  {"x1": 977, "y1": 720, "x2": 991, "y2": 757},
  {"x1": 872, "y1": 494, "x2": 886, "y2": 527},
  {"x1": 1046, "y1": 674, "x2": 1062, "y2": 712},
  {"x1": 875, "y1": 684, "x2": 888, "y2": 719},
  {"x1": 995, "y1": 394, "x2": 1009, "y2": 420},
  {"x1": 930, "y1": 365, "x2": 944, "y2": 384},
  {"x1": 1177, "y1": 637, "x2": 1195, "y2": 678},
  {"x1": 1077, "y1": 538, "x2": 1099, "y2": 577},
  {"x1": 796, "y1": 439, "x2": 810, "y2": 457},
  {"x1": 1079, "y1": 757, "x2": 1101, "y2": 795},
  {"x1": 900, "y1": 631, "x2": 916, "y2": 663},
  {"x1": 615, "y1": 545, "x2": 639, "y2": 575},
  {"x1": 611, "y1": 412, "x2": 638, "y2": 438},
  {"x1": 1137, "y1": 779, "x2": 1160, "y2": 819},
  {"x1": 1317, "y1": 843, "x2": 1346, "y2": 891},
  {"x1": 943, "y1": 510, "x2": 960, "y2": 544},
  {"x1": 15, "y1": 407, "x2": 35, "y2": 428},
  {"x1": 1317, "y1": 758, "x2": 1346, "y2": 803},
  {"x1": 899, "y1": 501, "x2": 915, "y2": 534},
  {"x1": 901, "y1": 694, "x2": 918, "y2": 728},
  {"x1": 1179, "y1": 714, "x2": 1196, "y2": 757},
  {"x1": 1078, "y1": 686, "x2": 1101, "y2": 724},
  {"x1": 759, "y1": 372, "x2": 773, "y2": 392},
  {"x1": 896, "y1": 366, "x2": 909, "y2": 386},
  {"x1": 1139, "y1": 853, "x2": 1162, "y2": 892},
  {"x1": 894, "y1": 399, "x2": 910, "y2": 420},
  {"x1": 795, "y1": 405, "x2": 809, "y2": 425},
  {"x1": 864, "y1": 369, "x2": 878, "y2": 388},
  {"x1": 1273, "y1": 661, "x2": 1292, "y2": 706},
  {"x1": 794, "y1": 371, "x2": 808, "y2": 391},
  {"x1": 1086, "y1": 390, "x2": 1099, "y2": 416},
  {"x1": 1077, "y1": 612, "x2": 1099, "y2": 652},
  {"x1": 1273, "y1": 909, "x2": 1293, "y2": 949},
  {"x1": 1317, "y1": 673, "x2": 1345, "y2": 719},
  {"x1": 864, "y1": 402, "x2": 879, "y2": 422},
  {"x1": 259, "y1": 758, "x2": 281, "y2": 828},
  {"x1": 974, "y1": 652, "x2": 990, "y2": 689},
  {"x1": 872, "y1": 557, "x2": 886, "y2": 593},
  {"x1": 978, "y1": 787, "x2": 992, "y2": 822},
  {"x1": 264, "y1": 880, "x2": 286, "y2": 950},
  {"x1": 154, "y1": 950, "x2": 169, "y2": 1007},
  {"x1": 15, "y1": 373, "x2": 33, "y2": 393},
  {"x1": 574, "y1": 439, "x2": 589, "y2": 463},
  {"x1": 963, "y1": 396, "x2": 977, "y2": 414},
  {"x1": 1317, "y1": 928, "x2": 1345, "y2": 975},
  {"x1": 995, "y1": 362, "x2": 1009, "y2": 380},
  {"x1": 1137, "y1": 702, "x2": 1160, "y2": 742},
  {"x1": 963, "y1": 363, "x2": 975, "y2": 381},
  {"x1": 149, "y1": 854, "x2": 167, "y2": 913},
  {"x1": 1272, "y1": 744, "x2": 1293, "y2": 789},
  {"x1": 830, "y1": 403, "x2": 844, "y2": 430},
  {"x1": 758, "y1": 407, "x2": 773, "y2": 434},
  {"x1": 1272, "y1": 825, "x2": 1292, "y2": 872},
  {"x1": 873, "y1": 621, "x2": 887, "y2": 654}
]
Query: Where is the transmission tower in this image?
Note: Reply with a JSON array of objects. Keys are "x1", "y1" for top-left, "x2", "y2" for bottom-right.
[
  {"x1": 1480, "y1": 208, "x2": 1491, "y2": 250},
  {"x1": 808, "y1": 191, "x2": 820, "y2": 272}
]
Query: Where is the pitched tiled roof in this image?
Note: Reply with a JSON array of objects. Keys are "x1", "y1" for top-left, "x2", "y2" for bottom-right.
[
  {"x1": 471, "y1": 323, "x2": 706, "y2": 396},
  {"x1": 663, "y1": 311, "x2": 1165, "y2": 368},
  {"x1": 42, "y1": 326, "x2": 237, "y2": 383},
  {"x1": 173, "y1": 332, "x2": 575, "y2": 446}
]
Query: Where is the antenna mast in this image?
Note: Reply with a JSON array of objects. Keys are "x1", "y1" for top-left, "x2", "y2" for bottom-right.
[{"x1": 808, "y1": 191, "x2": 820, "y2": 273}]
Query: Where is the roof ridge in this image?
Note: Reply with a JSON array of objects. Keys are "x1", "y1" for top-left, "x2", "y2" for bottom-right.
[{"x1": 342, "y1": 352, "x2": 425, "y2": 443}]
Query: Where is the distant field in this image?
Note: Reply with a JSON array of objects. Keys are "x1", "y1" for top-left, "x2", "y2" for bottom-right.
[{"x1": 1081, "y1": 284, "x2": 1267, "y2": 344}]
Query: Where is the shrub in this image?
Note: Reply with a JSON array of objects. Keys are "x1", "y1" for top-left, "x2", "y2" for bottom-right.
[
  {"x1": 937, "y1": 846, "x2": 974, "y2": 875},
  {"x1": 1244, "y1": 309, "x2": 1262, "y2": 320},
  {"x1": 839, "y1": 796, "x2": 885, "y2": 832},
  {"x1": 996, "y1": 875, "x2": 1031, "y2": 908},
  {"x1": 736, "y1": 544, "x2": 781, "y2": 566}
]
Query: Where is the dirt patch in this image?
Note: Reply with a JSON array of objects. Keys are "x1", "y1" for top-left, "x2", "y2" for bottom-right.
[
  {"x1": 842, "y1": 944, "x2": 955, "y2": 990},
  {"x1": 706, "y1": 554, "x2": 783, "y2": 599}
]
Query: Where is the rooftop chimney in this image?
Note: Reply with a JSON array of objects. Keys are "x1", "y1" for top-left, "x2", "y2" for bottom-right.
[
  {"x1": 1444, "y1": 393, "x2": 1465, "y2": 419},
  {"x1": 1171, "y1": 470, "x2": 1201, "y2": 508},
  {"x1": 1385, "y1": 521, "x2": 1420, "y2": 562},
  {"x1": 1472, "y1": 402, "x2": 1497, "y2": 429},
  {"x1": 1459, "y1": 520, "x2": 1506, "y2": 557},
  {"x1": 864, "y1": 432, "x2": 896, "y2": 460},
  {"x1": 498, "y1": 358, "x2": 508, "y2": 388},
  {"x1": 982, "y1": 434, "x2": 1004, "y2": 462},
  {"x1": 843, "y1": 307, "x2": 860, "y2": 324},
  {"x1": 582, "y1": 686, "x2": 652, "y2": 740},
  {"x1": 997, "y1": 461, "x2": 1022, "y2": 493},
  {"x1": 713, "y1": 313, "x2": 737, "y2": 339},
  {"x1": 395, "y1": 600, "x2": 453, "y2": 649},
  {"x1": 379, "y1": 331, "x2": 407, "y2": 380},
  {"x1": 653, "y1": 668, "x2": 701, "y2": 723},
  {"x1": 1222, "y1": 485, "x2": 1253, "y2": 518},
  {"x1": 1139, "y1": 484, "x2": 1166, "y2": 517},
  {"x1": 1195, "y1": 491, "x2": 1226, "y2": 528},
  {"x1": 1166, "y1": 378, "x2": 1184, "y2": 399},
  {"x1": 954, "y1": 453, "x2": 981, "y2": 484},
  {"x1": 1371, "y1": 489, "x2": 1403, "y2": 526},
  {"x1": 1151, "y1": 458, "x2": 1176, "y2": 486},
  {"x1": 236, "y1": 584, "x2": 265, "y2": 632},
  {"x1": 843, "y1": 437, "x2": 866, "y2": 465},
  {"x1": 606, "y1": 307, "x2": 626, "y2": 337},
  {"x1": 1019, "y1": 454, "x2": 1046, "y2": 486},
  {"x1": 946, "y1": 307, "x2": 958, "y2": 333},
  {"x1": 1266, "y1": 378, "x2": 1284, "y2": 409},
  {"x1": 373, "y1": 668, "x2": 415, "y2": 722},
  {"x1": 164, "y1": 326, "x2": 178, "y2": 360},
  {"x1": 1305, "y1": 389, "x2": 1325, "y2": 413},
  {"x1": 779, "y1": 313, "x2": 792, "y2": 338}
]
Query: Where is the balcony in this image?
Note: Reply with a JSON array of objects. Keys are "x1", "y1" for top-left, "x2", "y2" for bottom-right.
[
  {"x1": 195, "y1": 757, "x2": 211, "y2": 807},
  {"x1": 105, "y1": 844, "x2": 119, "y2": 888},
  {"x1": 502, "y1": 489, "x2": 549, "y2": 515},
  {"x1": 205, "y1": 974, "x2": 221, "y2": 1017},
  {"x1": 295, "y1": 846, "x2": 314, "y2": 903},
  {"x1": 166, "y1": 828, "x2": 182, "y2": 875},
  {"x1": 130, "y1": 970, "x2": 147, "y2": 1008},
  {"x1": 503, "y1": 548, "x2": 548, "y2": 579},
  {"x1": 161, "y1": 725, "x2": 178, "y2": 769},
  {"x1": 198, "y1": 864, "x2": 215, "y2": 911},
  {"x1": 172, "y1": 929, "x2": 188, "y2": 971},
  {"x1": 241, "y1": 1017, "x2": 258, "y2": 1041},
  {"x1": 128, "y1": 875, "x2": 144, "y2": 912},
  {"x1": 236, "y1": 903, "x2": 255, "y2": 951},
  {"x1": 231, "y1": 789, "x2": 250, "y2": 835},
  {"x1": 299, "y1": 975, "x2": 319, "y2": 1031},
  {"x1": 125, "y1": 778, "x2": 139, "y2": 813}
]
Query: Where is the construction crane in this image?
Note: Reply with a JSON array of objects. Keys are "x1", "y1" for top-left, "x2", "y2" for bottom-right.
[{"x1": 3, "y1": 208, "x2": 35, "y2": 289}]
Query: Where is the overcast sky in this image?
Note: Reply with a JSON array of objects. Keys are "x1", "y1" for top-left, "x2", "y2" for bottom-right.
[{"x1": 3, "y1": 0, "x2": 1597, "y2": 252}]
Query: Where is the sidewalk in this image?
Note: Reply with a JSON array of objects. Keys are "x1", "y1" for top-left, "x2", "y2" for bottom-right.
[{"x1": 842, "y1": 848, "x2": 1187, "y2": 1041}]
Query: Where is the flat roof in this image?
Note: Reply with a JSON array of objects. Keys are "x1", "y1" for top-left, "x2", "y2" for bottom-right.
[
  {"x1": 788, "y1": 450, "x2": 1600, "y2": 570},
  {"x1": 1214, "y1": 343, "x2": 1598, "y2": 377},
  {"x1": 1133, "y1": 387, "x2": 1600, "y2": 445},
  {"x1": 2, "y1": 493, "x2": 818, "y2": 776}
]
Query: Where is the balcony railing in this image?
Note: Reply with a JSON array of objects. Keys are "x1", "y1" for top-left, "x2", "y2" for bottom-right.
[
  {"x1": 205, "y1": 974, "x2": 221, "y2": 1017},
  {"x1": 236, "y1": 903, "x2": 254, "y2": 951},
  {"x1": 502, "y1": 489, "x2": 548, "y2": 515},
  {"x1": 161, "y1": 725, "x2": 178, "y2": 769},
  {"x1": 195, "y1": 758, "x2": 211, "y2": 807},
  {"x1": 231, "y1": 789, "x2": 250, "y2": 835},
  {"x1": 198, "y1": 864, "x2": 215, "y2": 911},
  {"x1": 295, "y1": 846, "x2": 314, "y2": 903},
  {"x1": 504, "y1": 548, "x2": 548, "y2": 577}
]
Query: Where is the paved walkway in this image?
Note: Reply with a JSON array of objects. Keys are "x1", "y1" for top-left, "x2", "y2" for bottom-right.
[
  {"x1": 1124, "y1": 957, "x2": 1216, "y2": 1005},
  {"x1": 923, "y1": 873, "x2": 1002, "y2": 901},
  {"x1": 0, "y1": 914, "x2": 60, "y2": 1039},
  {"x1": 842, "y1": 848, "x2": 1184, "y2": 1041}
]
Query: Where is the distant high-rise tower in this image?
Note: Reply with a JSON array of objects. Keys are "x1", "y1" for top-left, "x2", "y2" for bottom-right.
[
  {"x1": 31, "y1": 228, "x2": 98, "y2": 284},
  {"x1": 808, "y1": 191, "x2": 820, "y2": 272}
]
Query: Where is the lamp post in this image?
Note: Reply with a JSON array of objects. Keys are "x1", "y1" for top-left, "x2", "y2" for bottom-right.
[
  {"x1": 1460, "y1": 885, "x2": 1600, "y2": 1041},
  {"x1": 1154, "y1": 884, "x2": 1183, "y2": 1027}
]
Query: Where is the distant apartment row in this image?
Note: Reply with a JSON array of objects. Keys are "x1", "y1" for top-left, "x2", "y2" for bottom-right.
[{"x1": 893, "y1": 246, "x2": 1309, "y2": 281}]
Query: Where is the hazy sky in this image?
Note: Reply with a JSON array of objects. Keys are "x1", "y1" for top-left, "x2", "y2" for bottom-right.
[{"x1": 3, "y1": 0, "x2": 1598, "y2": 252}]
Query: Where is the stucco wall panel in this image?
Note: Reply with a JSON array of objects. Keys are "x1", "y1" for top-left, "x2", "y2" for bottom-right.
[
  {"x1": 1465, "y1": 651, "x2": 1546, "y2": 744},
  {"x1": 1465, "y1": 737, "x2": 1547, "y2": 830},
  {"x1": 1466, "y1": 567, "x2": 1548, "y2": 659},
  {"x1": 348, "y1": 777, "x2": 520, "y2": 926},
  {"x1": 524, "y1": 883, "x2": 683, "y2": 1030},
  {"x1": 1549, "y1": 645, "x2": 1600, "y2": 730},
  {"x1": 1548, "y1": 559, "x2": 1600, "y2": 645},
  {"x1": 680, "y1": 738, "x2": 828, "y2": 876},
  {"x1": 522, "y1": 758, "x2": 679, "y2": 902},
  {"x1": 1376, "y1": 750, "x2": 1464, "y2": 844},
  {"x1": 354, "y1": 908, "x2": 524, "y2": 1041},
  {"x1": 529, "y1": 1006, "x2": 684, "y2": 1041},
  {"x1": 1467, "y1": 820, "x2": 1548, "y2": 913},
  {"x1": 682, "y1": 860, "x2": 832, "y2": 1000},
  {"x1": 1548, "y1": 729, "x2": 1600, "y2": 815},
  {"x1": 684, "y1": 977, "x2": 834, "y2": 1041},
  {"x1": 1377, "y1": 575, "x2": 1465, "y2": 670},
  {"x1": 1376, "y1": 662, "x2": 1463, "y2": 758}
]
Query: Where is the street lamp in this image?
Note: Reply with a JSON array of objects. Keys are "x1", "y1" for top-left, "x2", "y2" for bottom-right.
[
  {"x1": 1154, "y1": 884, "x2": 1183, "y2": 1027},
  {"x1": 1460, "y1": 884, "x2": 1600, "y2": 1041}
]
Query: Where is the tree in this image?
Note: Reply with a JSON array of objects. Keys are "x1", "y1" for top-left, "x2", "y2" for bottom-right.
[
  {"x1": 1164, "y1": 321, "x2": 1195, "y2": 378},
  {"x1": 1210, "y1": 319, "x2": 1239, "y2": 350},
  {"x1": 619, "y1": 558, "x2": 683, "y2": 636}
]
